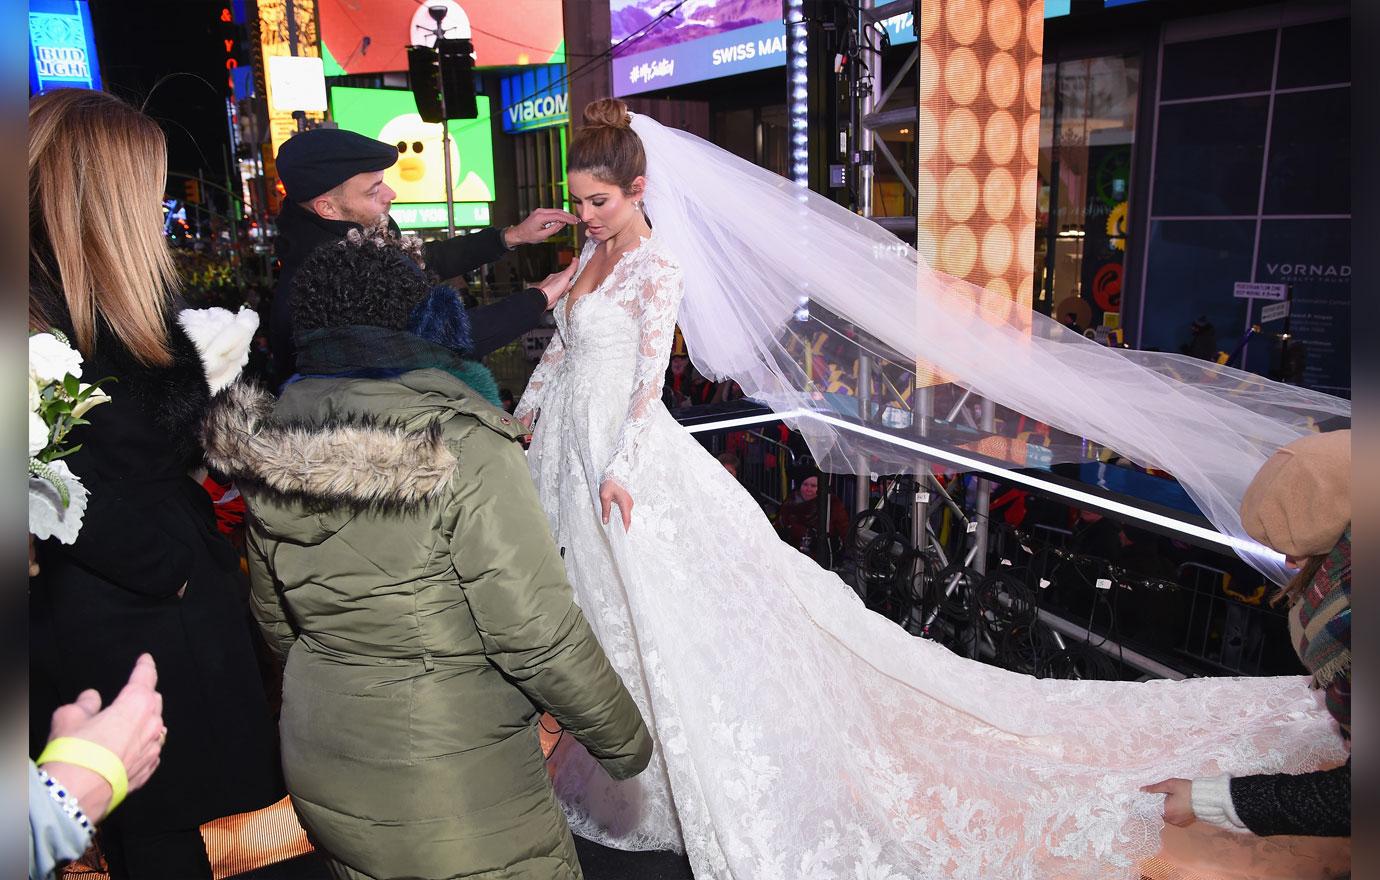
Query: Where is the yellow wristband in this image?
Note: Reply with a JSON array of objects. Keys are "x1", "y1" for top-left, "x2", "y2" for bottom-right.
[{"x1": 36, "y1": 737, "x2": 129, "y2": 814}]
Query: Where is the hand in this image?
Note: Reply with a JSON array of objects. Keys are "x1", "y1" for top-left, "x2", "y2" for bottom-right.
[
  {"x1": 43, "y1": 654, "x2": 165, "y2": 820},
  {"x1": 599, "y1": 480, "x2": 634, "y2": 531},
  {"x1": 536, "y1": 261, "x2": 578, "y2": 310},
  {"x1": 504, "y1": 208, "x2": 580, "y2": 247},
  {"x1": 1141, "y1": 778, "x2": 1197, "y2": 827}
]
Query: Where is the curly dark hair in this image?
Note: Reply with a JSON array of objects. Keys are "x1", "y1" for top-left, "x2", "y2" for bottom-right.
[{"x1": 291, "y1": 223, "x2": 435, "y2": 333}]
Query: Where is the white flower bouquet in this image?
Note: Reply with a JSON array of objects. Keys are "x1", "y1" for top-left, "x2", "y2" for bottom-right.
[{"x1": 29, "y1": 330, "x2": 111, "y2": 544}]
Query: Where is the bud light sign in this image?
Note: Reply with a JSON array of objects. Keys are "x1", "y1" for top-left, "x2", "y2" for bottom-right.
[
  {"x1": 29, "y1": 0, "x2": 103, "y2": 95},
  {"x1": 500, "y1": 64, "x2": 569, "y2": 134}
]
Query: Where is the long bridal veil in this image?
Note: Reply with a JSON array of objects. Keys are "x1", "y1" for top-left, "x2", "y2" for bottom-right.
[{"x1": 629, "y1": 112, "x2": 1350, "y2": 584}]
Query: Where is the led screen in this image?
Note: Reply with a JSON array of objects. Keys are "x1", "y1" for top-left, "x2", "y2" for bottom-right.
[
  {"x1": 329, "y1": 86, "x2": 497, "y2": 229},
  {"x1": 319, "y1": 0, "x2": 564, "y2": 75}
]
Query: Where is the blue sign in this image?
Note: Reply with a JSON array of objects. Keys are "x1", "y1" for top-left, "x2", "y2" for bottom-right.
[
  {"x1": 614, "y1": 4, "x2": 1092, "y2": 95},
  {"x1": 500, "y1": 64, "x2": 569, "y2": 134},
  {"x1": 28, "y1": 0, "x2": 102, "y2": 95},
  {"x1": 613, "y1": 20, "x2": 786, "y2": 96}
]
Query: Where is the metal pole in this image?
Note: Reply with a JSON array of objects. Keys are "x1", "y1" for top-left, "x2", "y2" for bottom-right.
[
  {"x1": 441, "y1": 123, "x2": 457, "y2": 238},
  {"x1": 857, "y1": 0, "x2": 876, "y2": 219},
  {"x1": 912, "y1": 386, "x2": 932, "y2": 553},
  {"x1": 971, "y1": 398, "x2": 997, "y2": 578},
  {"x1": 854, "y1": 352, "x2": 873, "y2": 513}
]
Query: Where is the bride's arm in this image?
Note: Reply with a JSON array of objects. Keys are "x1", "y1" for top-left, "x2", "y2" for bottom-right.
[
  {"x1": 601, "y1": 253, "x2": 685, "y2": 491},
  {"x1": 514, "y1": 328, "x2": 566, "y2": 428}
]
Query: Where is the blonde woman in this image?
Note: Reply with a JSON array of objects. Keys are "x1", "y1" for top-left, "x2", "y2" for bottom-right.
[{"x1": 28, "y1": 89, "x2": 281, "y2": 879}]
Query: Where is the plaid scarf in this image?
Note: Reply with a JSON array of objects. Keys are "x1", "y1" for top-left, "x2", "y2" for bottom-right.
[{"x1": 1290, "y1": 527, "x2": 1350, "y2": 735}]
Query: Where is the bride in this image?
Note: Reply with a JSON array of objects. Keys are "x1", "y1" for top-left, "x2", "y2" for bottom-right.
[{"x1": 516, "y1": 99, "x2": 1349, "y2": 879}]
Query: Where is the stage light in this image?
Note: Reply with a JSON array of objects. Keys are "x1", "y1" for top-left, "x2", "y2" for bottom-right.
[
  {"x1": 943, "y1": 108, "x2": 981, "y2": 163},
  {"x1": 987, "y1": 0, "x2": 1022, "y2": 50},
  {"x1": 941, "y1": 225, "x2": 978, "y2": 277},
  {"x1": 942, "y1": 168, "x2": 979, "y2": 221},
  {"x1": 944, "y1": 47, "x2": 982, "y2": 105},
  {"x1": 981, "y1": 223, "x2": 1014, "y2": 275},
  {"x1": 982, "y1": 168, "x2": 1016, "y2": 221},
  {"x1": 946, "y1": 0, "x2": 984, "y2": 44},
  {"x1": 986, "y1": 52, "x2": 1020, "y2": 107}
]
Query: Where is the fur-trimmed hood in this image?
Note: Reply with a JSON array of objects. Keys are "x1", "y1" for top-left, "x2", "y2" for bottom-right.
[{"x1": 202, "y1": 382, "x2": 458, "y2": 519}]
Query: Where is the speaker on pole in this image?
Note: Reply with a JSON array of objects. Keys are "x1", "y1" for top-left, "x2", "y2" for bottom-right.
[
  {"x1": 436, "y1": 38, "x2": 477, "y2": 120},
  {"x1": 406, "y1": 39, "x2": 477, "y2": 122},
  {"x1": 406, "y1": 44, "x2": 445, "y2": 123}
]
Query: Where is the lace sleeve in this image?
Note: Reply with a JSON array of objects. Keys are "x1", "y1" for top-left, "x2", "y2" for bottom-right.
[
  {"x1": 602, "y1": 251, "x2": 684, "y2": 489},
  {"x1": 514, "y1": 327, "x2": 565, "y2": 423}
]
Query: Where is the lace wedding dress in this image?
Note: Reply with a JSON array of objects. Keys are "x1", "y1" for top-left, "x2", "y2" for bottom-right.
[{"x1": 515, "y1": 234, "x2": 1349, "y2": 880}]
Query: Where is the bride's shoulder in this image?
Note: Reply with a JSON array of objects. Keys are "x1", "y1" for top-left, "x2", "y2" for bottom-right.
[{"x1": 641, "y1": 234, "x2": 681, "y2": 271}]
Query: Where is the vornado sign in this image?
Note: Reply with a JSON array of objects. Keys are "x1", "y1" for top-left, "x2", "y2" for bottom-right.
[
  {"x1": 500, "y1": 64, "x2": 568, "y2": 134},
  {"x1": 1263, "y1": 262, "x2": 1352, "y2": 283}
]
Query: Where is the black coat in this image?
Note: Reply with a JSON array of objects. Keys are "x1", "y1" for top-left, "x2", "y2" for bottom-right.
[
  {"x1": 1230, "y1": 761, "x2": 1350, "y2": 837},
  {"x1": 268, "y1": 201, "x2": 546, "y2": 386},
  {"x1": 29, "y1": 291, "x2": 283, "y2": 830}
]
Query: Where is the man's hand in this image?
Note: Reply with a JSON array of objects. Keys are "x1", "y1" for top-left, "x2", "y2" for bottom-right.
[
  {"x1": 537, "y1": 262, "x2": 579, "y2": 310},
  {"x1": 1141, "y1": 778, "x2": 1197, "y2": 827},
  {"x1": 42, "y1": 654, "x2": 165, "y2": 820},
  {"x1": 505, "y1": 208, "x2": 580, "y2": 248},
  {"x1": 599, "y1": 480, "x2": 635, "y2": 531}
]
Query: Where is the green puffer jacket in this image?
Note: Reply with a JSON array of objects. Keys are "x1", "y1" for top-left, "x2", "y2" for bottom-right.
[{"x1": 203, "y1": 373, "x2": 653, "y2": 880}]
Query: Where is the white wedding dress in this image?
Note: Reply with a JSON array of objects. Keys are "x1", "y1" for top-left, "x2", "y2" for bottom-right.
[{"x1": 515, "y1": 233, "x2": 1349, "y2": 880}]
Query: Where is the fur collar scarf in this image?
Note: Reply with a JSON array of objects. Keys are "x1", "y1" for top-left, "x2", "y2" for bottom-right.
[{"x1": 202, "y1": 382, "x2": 457, "y2": 513}]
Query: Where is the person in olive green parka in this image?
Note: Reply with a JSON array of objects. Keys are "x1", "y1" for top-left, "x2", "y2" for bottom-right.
[{"x1": 202, "y1": 227, "x2": 652, "y2": 880}]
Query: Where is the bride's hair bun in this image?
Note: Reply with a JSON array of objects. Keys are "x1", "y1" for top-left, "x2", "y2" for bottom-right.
[
  {"x1": 583, "y1": 98, "x2": 632, "y2": 129},
  {"x1": 570, "y1": 98, "x2": 645, "y2": 194}
]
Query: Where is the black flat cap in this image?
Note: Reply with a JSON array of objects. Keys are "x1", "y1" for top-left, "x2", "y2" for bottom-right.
[{"x1": 275, "y1": 128, "x2": 398, "y2": 202}]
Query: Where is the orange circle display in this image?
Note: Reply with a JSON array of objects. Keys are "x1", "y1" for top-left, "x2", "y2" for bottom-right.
[
  {"x1": 917, "y1": 170, "x2": 938, "y2": 220},
  {"x1": 1017, "y1": 224, "x2": 1035, "y2": 270},
  {"x1": 979, "y1": 284, "x2": 1014, "y2": 324},
  {"x1": 987, "y1": 0, "x2": 1022, "y2": 51},
  {"x1": 917, "y1": 228, "x2": 939, "y2": 265},
  {"x1": 940, "y1": 225, "x2": 978, "y2": 278},
  {"x1": 920, "y1": 0, "x2": 941, "y2": 39},
  {"x1": 981, "y1": 224, "x2": 1014, "y2": 276},
  {"x1": 1021, "y1": 168, "x2": 1038, "y2": 218},
  {"x1": 943, "y1": 108, "x2": 981, "y2": 164},
  {"x1": 1021, "y1": 112, "x2": 1040, "y2": 164},
  {"x1": 1026, "y1": 1, "x2": 1044, "y2": 54},
  {"x1": 985, "y1": 52, "x2": 1020, "y2": 108},
  {"x1": 983, "y1": 168, "x2": 1016, "y2": 221},
  {"x1": 984, "y1": 110, "x2": 1018, "y2": 165},
  {"x1": 918, "y1": 108, "x2": 939, "y2": 160},
  {"x1": 1024, "y1": 56, "x2": 1043, "y2": 111},
  {"x1": 946, "y1": 0, "x2": 984, "y2": 45},
  {"x1": 920, "y1": 45, "x2": 940, "y2": 101},
  {"x1": 942, "y1": 168, "x2": 980, "y2": 222},
  {"x1": 945, "y1": 47, "x2": 982, "y2": 106}
]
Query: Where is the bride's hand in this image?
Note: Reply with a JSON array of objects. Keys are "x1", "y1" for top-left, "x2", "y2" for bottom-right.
[{"x1": 599, "y1": 480, "x2": 634, "y2": 530}]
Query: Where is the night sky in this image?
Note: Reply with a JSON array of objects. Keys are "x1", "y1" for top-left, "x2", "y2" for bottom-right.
[{"x1": 87, "y1": 0, "x2": 236, "y2": 191}]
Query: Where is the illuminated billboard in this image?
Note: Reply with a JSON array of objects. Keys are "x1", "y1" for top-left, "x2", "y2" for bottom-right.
[
  {"x1": 612, "y1": 1, "x2": 1065, "y2": 96},
  {"x1": 28, "y1": 0, "x2": 102, "y2": 94},
  {"x1": 501, "y1": 65, "x2": 569, "y2": 133},
  {"x1": 255, "y1": 0, "x2": 326, "y2": 161},
  {"x1": 319, "y1": 0, "x2": 564, "y2": 75},
  {"x1": 328, "y1": 86, "x2": 497, "y2": 229}
]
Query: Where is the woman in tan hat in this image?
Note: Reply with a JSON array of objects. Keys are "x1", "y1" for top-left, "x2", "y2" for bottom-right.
[{"x1": 1144, "y1": 429, "x2": 1351, "y2": 838}]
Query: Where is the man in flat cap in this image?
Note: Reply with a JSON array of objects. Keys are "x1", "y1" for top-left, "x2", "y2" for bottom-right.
[{"x1": 268, "y1": 126, "x2": 577, "y2": 387}]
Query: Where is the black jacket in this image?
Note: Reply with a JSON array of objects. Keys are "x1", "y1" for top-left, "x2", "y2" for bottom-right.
[
  {"x1": 269, "y1": 201, "x2": 546, "y2": 386},
  {"x1": 29, "y1": 285, "x2": 283, "y2": 830},
  {"x1": 1230, "y1": 761, "x2": 1350, "y2": 837}
]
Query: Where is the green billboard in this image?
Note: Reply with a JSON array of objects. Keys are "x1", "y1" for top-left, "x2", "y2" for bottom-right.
[{"x1": 329, "y1": 86, "x2": 496, "y2": 229}]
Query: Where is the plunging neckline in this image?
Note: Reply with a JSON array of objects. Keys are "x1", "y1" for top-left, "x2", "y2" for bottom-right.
[{"x1": 562, "y1": 234, "x2": 654, "y2": 324}]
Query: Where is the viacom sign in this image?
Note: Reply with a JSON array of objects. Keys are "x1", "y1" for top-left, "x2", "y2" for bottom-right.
[{"x1": 500, "y1": 64, "x2": 570, "y2": 134}]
